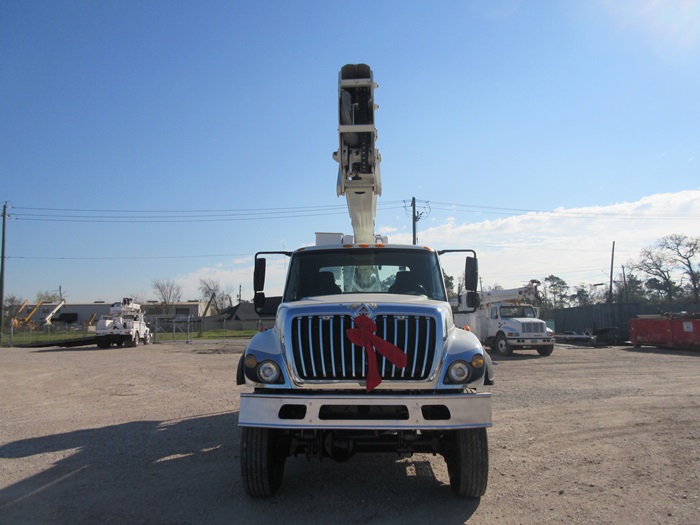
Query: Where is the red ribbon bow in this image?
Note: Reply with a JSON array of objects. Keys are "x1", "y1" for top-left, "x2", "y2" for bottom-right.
[{"x1": 346, "y1": 314, "x2": 408, "y2": 392}]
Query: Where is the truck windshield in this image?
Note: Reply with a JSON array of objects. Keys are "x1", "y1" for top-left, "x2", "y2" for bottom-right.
[
  {"x1": 499, "y1": 306, "x2": 537, "y2": 318},
  {"x1": 284, "y1": 248, "x2": 447, "y2": 302}
]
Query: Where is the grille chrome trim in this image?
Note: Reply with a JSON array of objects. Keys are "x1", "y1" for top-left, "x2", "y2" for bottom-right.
[
  {"x1": 290, "y1": 314, "x2": 438, "y2": 382},
  {"x1": 522, "y1": 321, "x2": 546, "y2": 334}
]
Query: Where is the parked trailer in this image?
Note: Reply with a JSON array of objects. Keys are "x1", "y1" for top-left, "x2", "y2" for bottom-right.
[{"x1": 630, "y1": 314, "x2": 700, "y2": 351}]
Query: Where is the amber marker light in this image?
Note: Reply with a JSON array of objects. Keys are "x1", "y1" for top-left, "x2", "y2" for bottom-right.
[
  {"x1": 244, "y1": 354, "x2": 258, "y2": 368},
  {"x1": 471, "y1": 355, "x2": 485, "y2": 368}
]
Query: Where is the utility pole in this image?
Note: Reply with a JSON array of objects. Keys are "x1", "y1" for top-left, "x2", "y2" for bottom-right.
[
  {"x1": 0, "y1": 202, "x2": 7, "y2": 346},
  {"x1": 408, "y1": 197, "x2": 430, "y2": 245},
  {"x1": 411, "y1": 197, "x2": 417, "y2": 245},
  {"x1": 608, "y1": 241, "x2": 615, "y2": 304}
]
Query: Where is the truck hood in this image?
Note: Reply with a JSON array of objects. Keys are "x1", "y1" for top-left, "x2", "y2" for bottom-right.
[
  {"x1": 282, "y1": 294, "x2": 453, "y2": 322},
  {"x1": 501, "y1": 316, "x2": 540, "y2": 323},
  {"x1": 291, "y1": 293, "x2": 441, "y2": 308}
]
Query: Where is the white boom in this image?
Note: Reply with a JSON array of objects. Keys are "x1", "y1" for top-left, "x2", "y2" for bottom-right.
[
  {"x1": 479, "y1": 280, "x2": 542, "y2": 305},
  {"x1": 333, "y1": 64, "x2": 382, "y2": 244},
  {"x1": 42, "y1": 300, "x2": 66, "y2": 326}
]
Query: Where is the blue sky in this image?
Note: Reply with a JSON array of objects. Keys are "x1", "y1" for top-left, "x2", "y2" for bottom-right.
[{"x1": 2, "y1": 0, "x2": 699, "y2": 303}]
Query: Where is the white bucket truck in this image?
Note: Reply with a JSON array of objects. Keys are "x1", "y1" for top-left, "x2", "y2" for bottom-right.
[
  {"x1": 94, "y1": 298, "x2": 151, "y2": 348},
  {"x1": 236, "y1": 64, "x2": 494, "y2": 499},
  {"x1": 455, "y1": 280, "x2": 554, "y2": 357}
]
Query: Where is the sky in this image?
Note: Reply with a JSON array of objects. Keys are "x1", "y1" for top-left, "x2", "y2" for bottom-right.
[{"x1": 1, "y1": 0, "x2": 699, "y2": 304}]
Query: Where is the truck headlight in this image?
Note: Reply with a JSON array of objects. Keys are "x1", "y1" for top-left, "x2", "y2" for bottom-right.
[
  {"x1": 257, "y1": 360, "x2": 281, "y2": 383},
  {"x1": 447, "y1": 361, "x2": 471, "y2": 383}
]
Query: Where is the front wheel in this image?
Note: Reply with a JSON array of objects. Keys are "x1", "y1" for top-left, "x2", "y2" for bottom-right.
[
  {"x1": 240, "y1": 427, "x2": 288, "y2": 498},
  {"x1": 130, "y1": 332, "x2": 140, "y2": 347},
  {"x1": 143, "y1": 332, "x2": 151, "y2": 345},
  {"x1": 494, "y1": 334, "x2": 512, "y2": 357},
  {"x1": 537, "y1": 344, "x2": 554, "y2": 356},
  {"x1": 443, "y1": 428, "x2": 489, "y2": 498}
]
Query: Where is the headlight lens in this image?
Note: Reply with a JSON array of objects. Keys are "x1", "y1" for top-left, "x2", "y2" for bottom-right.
[
  {"x1": 257, "y1": 360, "x2": 281, "y2": 383},
  {"x1": 447, "y1": 361, "x2": 471, "y2": 383}
]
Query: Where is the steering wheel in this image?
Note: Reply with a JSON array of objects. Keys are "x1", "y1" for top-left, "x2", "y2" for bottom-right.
[{"x1": 404, "y1": 284, "x2": 428, "y2": 296}]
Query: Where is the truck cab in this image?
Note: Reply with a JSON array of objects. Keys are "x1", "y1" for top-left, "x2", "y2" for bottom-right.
[
  {"x1": 485, "y1": 303, "x2": 553, "y2": 356},
  {"x1": 237, "y1": 240, "x2": 493, "y2": 498}
]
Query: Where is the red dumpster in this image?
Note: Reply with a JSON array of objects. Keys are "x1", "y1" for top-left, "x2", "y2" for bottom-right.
[{"x1": 630, "y1": 314, "x2": 700, "y2": 351}]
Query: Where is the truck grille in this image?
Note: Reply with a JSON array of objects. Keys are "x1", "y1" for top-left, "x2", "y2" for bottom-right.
[
  {"x1": 290, "y1": 315, "x2": 438, "y2": 381},
  {"x1": 522, "y1": 321, "x2": 546, "y2": 334}
]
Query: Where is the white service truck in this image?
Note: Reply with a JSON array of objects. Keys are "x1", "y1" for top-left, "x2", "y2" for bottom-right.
[
  {"x1": 236, "y1": 64, "x2": 494, "y2": 499},
  {"x1": 94, "y1": 298, "x2": 151, "y2": 348},
  {"x1": 455, "y1": 280, "x2": 554, "y2": 357}
]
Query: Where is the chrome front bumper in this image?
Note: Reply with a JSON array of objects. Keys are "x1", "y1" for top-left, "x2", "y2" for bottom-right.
[{"x1": 239, "y1": 392, "x2": 491, "y2": 430}]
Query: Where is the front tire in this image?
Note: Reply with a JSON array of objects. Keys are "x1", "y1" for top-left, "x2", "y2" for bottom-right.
[
  {"x1": 241, "y1": 427, "x2": 288, "y2": 498},
  {"x1": 537, "y1": 344, "x2": 554, "y2": 356},
  {"x1": 494, "y1": 334, "x2": 512, "y2": 356},
  {"x1": 443, "y1": 428, "x2": 489, "y2": 498},
  {"x1": 131, "y1": 332, "x2": 140, "y2": 347}
]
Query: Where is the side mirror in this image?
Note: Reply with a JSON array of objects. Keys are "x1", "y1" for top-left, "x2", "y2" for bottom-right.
[
  {"x1": 254, "y1": 258, "x2": 266, "y2": 292},
  {"x1": 465, "y1": 256, "x2": 478, "y2": 292},
  {"x1": 254, "y1": 292, "x2": 265, "y2": 312},
  {"x1": 465, "y1": 291, "x2": 480, "y2": 309}
]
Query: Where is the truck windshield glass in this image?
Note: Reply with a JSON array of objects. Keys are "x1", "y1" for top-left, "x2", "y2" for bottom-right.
[
  {"x1": 500, "y1": 305, "x2": 537, "y2": 318},
  {"x1": 284, "y1": 248, "x2": 447, "y2": 302}
]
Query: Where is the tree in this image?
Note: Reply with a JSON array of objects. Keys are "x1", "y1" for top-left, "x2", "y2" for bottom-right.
[
  {"x1": 619, "y1": 271, "x2": 647, "y2": 304},
  {"x1": 151, "y1": 278, "x2": 183, "y2": 313},
  {"x1": 199, "y1": 278, "x2": 233, "y2": 312},
  {"x1": 658, "y1": 234, "x2": 700, "y2": 303},
  {"x1": 442, "y1": 271, "x2": 456, "y2": 299},
  {"x1": 544, "y1": 275, "x2": 569, "y2": 308},
  {"x1": 643, "y1": 277, "x2": 671, "y2": 302},
  {"x1": 2, "y1": 294, "x2": 24, "y2": 329},
  {"x1": 36, "y1": 290, "x2": 61, "y2": 303},
  {"x1": 631, "y1": 247, "x2": 678, "y2": 302},
  {"x1": 569, "y1": 284, "x2": 595, "y2": 307}
]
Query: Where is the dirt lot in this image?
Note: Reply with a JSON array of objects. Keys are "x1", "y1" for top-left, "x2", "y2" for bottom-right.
[{"x1": 1, "y1": 339, "x2": 698, "y2": 525}]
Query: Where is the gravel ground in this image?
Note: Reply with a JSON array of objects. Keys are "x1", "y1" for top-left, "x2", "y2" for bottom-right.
[{"x1": 1, "y1": 339, "x2": 698, "y2": 525}]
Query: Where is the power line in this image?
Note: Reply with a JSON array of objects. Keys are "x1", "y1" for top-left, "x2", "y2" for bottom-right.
[
  {"x1": 9, "y1": 199, "x2": 698, "y2": 223},
  {"x1": 9, "y1": 202, "x2": 407, "y2": 223},
  {"x1": 7, "y1": 253, "x2": 253, "y2": 261},
  {"x1": 429, "y1": 200, "x2": 700, "y2": 220}
]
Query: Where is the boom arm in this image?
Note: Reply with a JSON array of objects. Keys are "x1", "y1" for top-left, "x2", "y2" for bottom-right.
[
  {"x1": 43, "y1": 300, "x2": 66, "y2": 326},
  {"x1": 333, "y1": 64, "x2": 381, "y2": 244},
  {"x1": 479, "y1": 280, "x2": 543, "y2": 304}
]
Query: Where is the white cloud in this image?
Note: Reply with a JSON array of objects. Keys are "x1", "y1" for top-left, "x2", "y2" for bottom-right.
[
  {"x1": 407, "y1": 190, "x2": 700, "y2": 288},
  {"x1": 174, "y1": 190, "x2": 700, "y2": 299}
]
